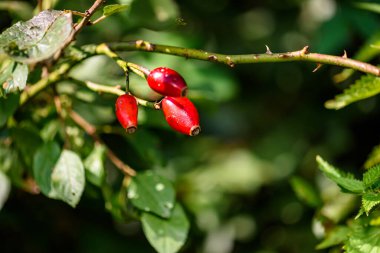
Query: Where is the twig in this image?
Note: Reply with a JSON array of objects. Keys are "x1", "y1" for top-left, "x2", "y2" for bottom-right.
[
  {"x1": 37, "y1": 0, "x2": 43, "y2": 12},
  {"x1": 69, "y1": 110, "x2": 136, "y2": 177},
  {"x1": 54, "y1": 0, "x2": 105, "y2": 61},
  {"x1": 95, "y1": 43, "x2": 150, "y2": 78},
  {"x1": 73, "y1": 0, "x2": 105, "y2": 34},
  {"x1": 69, "y1": 78, "x2": 158, "y2": 108},
  {"x1": 19, "y1": 63, "x2": 72, "y2": 106},
  {"x1": 106, "y1": 41, "x2": 380, "y2": 77}
]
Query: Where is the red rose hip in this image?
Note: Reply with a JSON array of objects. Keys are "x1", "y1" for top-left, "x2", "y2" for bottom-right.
[
  {"x1": 115, "y1": 94, "x2": 138, "y2": 133},
  {"x1": 161, "y1": 96, "x2": 200, "y2": 136},
  {"x1": 147, "y1": 67, "x2": 187, "y2": 97}
]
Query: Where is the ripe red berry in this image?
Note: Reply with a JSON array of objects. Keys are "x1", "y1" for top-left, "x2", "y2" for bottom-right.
[
  {"x1": 115, "y1": 94, "x2": 138, "y2": 133},
  {"x1": 147, "y1": 67, "x2": 187, "y2": 97},
  {"x1": 161, "y1": 96, "x2": 200, "y2": 136}
]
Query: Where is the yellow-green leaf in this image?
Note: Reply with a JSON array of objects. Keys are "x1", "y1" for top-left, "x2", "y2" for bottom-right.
[{"x1": 325, "y1": 75, "x2": 380, "y2": 110}]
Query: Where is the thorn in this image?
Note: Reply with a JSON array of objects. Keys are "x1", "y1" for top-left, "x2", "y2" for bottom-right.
[
  {"x1": 136, "y1": 40, "x2": 143, "y2": 48},
  {"x1": 226, "y1": 56, "x2": 235, "y2": 67},
  {"x1": 312, "y1": 63, "x2": 323, "y2": 73},
  {"x1": 301, "y1": 46, "x2": 310, "y2": 55},
  {"x1": 265, "y1": 45, "x2": 272, "y2": 55},
  {"x1": 135, "y1": 40, "x2": 154, "y2": 51},
  {"x1": 207, "y1": 55, "x2": 218, "y2": 61},
  {"x1": 342, "y1": 50, "x2": 347, "y2": 58}
]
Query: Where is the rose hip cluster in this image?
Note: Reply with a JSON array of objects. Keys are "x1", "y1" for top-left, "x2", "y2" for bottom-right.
[{"x1": 115, "y1": 67, "x2": 200, "y2": 136}]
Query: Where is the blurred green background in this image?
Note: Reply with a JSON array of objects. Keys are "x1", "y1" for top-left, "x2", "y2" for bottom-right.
[{"x1": 1, "y1": 0, "x2": 380, "y2": 252}]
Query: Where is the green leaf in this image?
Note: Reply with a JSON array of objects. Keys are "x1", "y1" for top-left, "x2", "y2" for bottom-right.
[
  {"x1": 40, "y1": 120, "x2": 61, "y2": 141},
  {"x1": 290, "y1": 176, "x2": 322, "y2": 208},
  {"x1": 0, "y1": 10, "x2": 73, "y2": 64},
  {"x1": 49, "y1": 150, "x2": 85, "y2": 207},
  {"x1": 0, "y1": 93, "x2": 19, "y2": 127},
  {"x1": 33, "y1": 141, "x2": 61, "y2": 196},
  {"x1": 125, "y1": 129, "x2": 163, "y2": 166},
  {"x1": 11, "y1": 126, "x2": 43, "y2": 168},
  {"x1": 361, "y1": 193, "x2": 380, "y2": 215},
  {"x1": 345, "y1": 217, "x2": 380, "y2": 253},
  {"x1": 84, "y1": 144, "x2": 106, "y2": 187},
  {"x1": 103, "y1": 4, "x2": 129, "y2": 17},
  {"x1": 129, "y1": 0, "x2": 179, "y2": 30},
  {"x1": 0, "y1": 56, "x2": 15, "y2": 94},
  {"x1": 316, "y1": 155, "x2": 364, "y2": 194},
  {"x1": 0, "y1": 57, "x2": 28, "y2": 94},
  {"x1": 325, "y1": 75, "x2": 380, "y2": 110},
  {"x1": 363, "y1": 165, "x2": 380, "y2": 190},
  {"x1": 128, "y1": 171, "x2": 175, "y2": 218},
  {"x1": 4, "y1": 62, "x2": 28, "y2": 93},
  {"x1": 364, "y1": 144, "x2": 380, "y2": 169},
  {"x1": 141, "y1": 203, "x2": 190, "y2": 253},
  {"x1": 355, "y1": 2, "x2": 380, "y2": 14},
  {"x1": 0, "y1": 143, "x2": 23, "y2": 187},
  {"x1": 316, "y1": 226, "x2": 349, "y2": 250},
  {"x1": 0, "y1": 170, "x2": 11, "y2": 211}
]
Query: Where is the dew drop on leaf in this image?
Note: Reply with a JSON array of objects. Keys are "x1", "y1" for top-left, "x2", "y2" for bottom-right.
[{"x1": 155, "y1": 183, "x2": 165, "y2": 191}]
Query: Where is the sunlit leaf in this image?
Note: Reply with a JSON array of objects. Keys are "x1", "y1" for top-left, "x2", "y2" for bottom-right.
[
  {"x1": 0, "y1": 170, "x2": 11, "y2": 211},
  {"x1": 316, "y1": 226, "x2": 349, "y2": 250},
  {"x1": 345, "y1": 216, "x2": 380, "y2": 253},
  {"x1": 355, "y1": 2, "x2": 380, "y2": 14},
  {"x1": 363, "y1": 165, "x2": 380, "y2": 190},
  {"x1": 316, "y1": 155, "x2": 364, "y2": 194},
  {"x1": 0, "y1": 10, "x2": 73, "y2": 63},
  {"x1": 103, "y1": 4, "x2": 129, "y2": 17},
  {"x1": 325, "y1": 75, "x2": 380, "y2": 110},
  {"x1": 4, "y1": 63, "x2": 28, "y2": 93},
  {"x1": 365, "y1": 144, "x2": 380, "y2": 169},
  {"x1": 0, "y1": 56, "x2": 28, "y2": 94},
  {"x1": 49, "y1": 150, "x2": 85, "y2": 207},
  {"x1": 361, "y1": 193, "x2": 380, "y2": 215},
  {"x1": 128, "y1": 171, "x2": 175, "y2": 218},
  {"x1": 141, "y1": 203, "x2": 189, "y2": 253}
]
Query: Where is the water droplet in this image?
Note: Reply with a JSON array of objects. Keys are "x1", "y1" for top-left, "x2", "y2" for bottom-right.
[
  {"x1": 155, "y1": 183, "x2": 165, "y2": 191},
  {"x1": 128, "y1": 189, "x2": 137, "y2": 199},
  {"x1": 164, "y1": 202, "x2": 174, "y2": 209}
]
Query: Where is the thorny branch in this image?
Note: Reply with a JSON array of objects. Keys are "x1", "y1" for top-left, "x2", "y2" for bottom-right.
[{"x1": 107, "y1": 40, "x2": 380, "y2": 77}]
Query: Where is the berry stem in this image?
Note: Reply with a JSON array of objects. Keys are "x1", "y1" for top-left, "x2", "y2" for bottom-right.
[
  {"x1": 105, "y1": 41, "x2": 380, "y2": 77},
  {"x1": 69, "y1": 78, "x2": 158, "y2": 108},
  {"x1": 96, "y1": 43, "x2": 149, "y2": 79}
]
